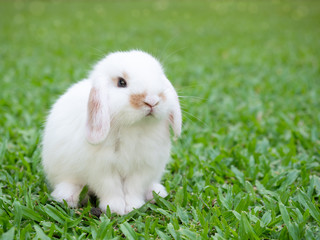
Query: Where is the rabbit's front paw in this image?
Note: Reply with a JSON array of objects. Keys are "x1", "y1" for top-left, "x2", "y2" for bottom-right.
[
  {"x1": 146, "y1": 183, "x2": 168, "y2": 202},
  {"x1": 125, "y1": 195, "x2": 145, "y2": 214},
  {"x1": 51, "y1": 182, "x2": 82, "y2": 208},
  {"x1": 99, "y1": 197, "x2": 126, "y2": 215}
]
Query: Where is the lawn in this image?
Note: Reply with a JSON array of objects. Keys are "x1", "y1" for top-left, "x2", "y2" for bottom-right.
[{"x1": 1, "y1": 0, "x2": 320, "y2": 239}]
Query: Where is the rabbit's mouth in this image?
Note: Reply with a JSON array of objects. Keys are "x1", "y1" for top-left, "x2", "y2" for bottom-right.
[{"x1": 146, "y1": 109, "x2": 154, "y2": 117}]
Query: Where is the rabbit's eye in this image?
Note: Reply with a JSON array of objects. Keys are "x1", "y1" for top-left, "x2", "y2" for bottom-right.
[{"x1": 117, "y1": 77, "x2": 127, "y2": 88}]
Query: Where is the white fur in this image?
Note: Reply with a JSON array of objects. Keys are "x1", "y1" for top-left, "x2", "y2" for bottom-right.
[{"x1": 42, "y1": 50, "x2": 181, "y2": 215}]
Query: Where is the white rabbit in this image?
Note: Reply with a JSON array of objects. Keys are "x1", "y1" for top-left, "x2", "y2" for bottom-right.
[{"x1": 42, "y1": 50, "x2": 182, "y2": 215}]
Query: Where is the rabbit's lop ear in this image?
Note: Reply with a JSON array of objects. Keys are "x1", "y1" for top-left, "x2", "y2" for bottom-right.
[
  {"x1": 168, "y1": 82, "x2": 182, "y2": 138},
  {"x1": 86, "y1": 85, "x2": 110, "y2": 144}
]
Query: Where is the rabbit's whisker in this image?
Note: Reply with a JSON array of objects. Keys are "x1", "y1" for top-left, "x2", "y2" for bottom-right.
[{"x1": 181, "y1": 109, "x2": 208, "y2": 128}]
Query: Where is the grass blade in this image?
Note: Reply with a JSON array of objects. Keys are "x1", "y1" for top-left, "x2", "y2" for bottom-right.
[
  {"x1": 120, "y1": 222, "x2": 138, "y2": 240},
  {"x1": 297, "y1": 190, "x2": 320, "y2": 224},
  {"x1": 155, "y1": 229, "x2": 171, "y2": 240},
  {"x1": 279, "y1": 202, "x2": 299, "y2": 240},
  {"x1": 34, "y1": 225, "x2": 51, "y2": 240},
  {"x1": 0, "y1": 227, "x2": 15, "y2": 240}
]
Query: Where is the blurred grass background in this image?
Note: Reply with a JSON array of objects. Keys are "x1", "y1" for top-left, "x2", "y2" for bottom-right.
[
  {"x1": 1, "y1": 0, "x2": 319, "y2": 134},
  {"x1": 1, "y1": 0, "x2": 320, "y2": 239}
]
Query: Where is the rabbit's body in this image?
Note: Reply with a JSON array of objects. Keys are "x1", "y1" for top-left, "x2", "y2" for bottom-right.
[{"x1": 42, "y1": 51, "x2": 181, "y2": 215}]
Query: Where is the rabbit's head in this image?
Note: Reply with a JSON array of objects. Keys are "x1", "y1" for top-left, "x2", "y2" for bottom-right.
[{"x1": 86, "y1": 50, "x2": 182, "y2": 144}]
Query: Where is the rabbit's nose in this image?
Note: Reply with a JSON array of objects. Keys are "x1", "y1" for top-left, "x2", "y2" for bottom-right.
[{"x1": 144, "y1": 95, "x2": 160, "y2": 108}]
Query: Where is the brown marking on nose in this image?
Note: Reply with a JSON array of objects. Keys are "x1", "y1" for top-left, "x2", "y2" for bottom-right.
[
  {"x1": 130, "y1": 92, "x2": 147, "y2": 109},
  {"x1": 159, "y1": 92, "x2": 166, "y2": 101}
]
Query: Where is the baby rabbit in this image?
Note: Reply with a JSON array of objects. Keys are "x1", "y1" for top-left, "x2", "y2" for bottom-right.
[{"x1": 42, "y1": 50, "x2": 182, "y2": 215}]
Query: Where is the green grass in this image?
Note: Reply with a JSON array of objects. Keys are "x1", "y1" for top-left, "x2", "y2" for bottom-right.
[{"x1": 1, "y1": 0, "x2": 320, "y2": 239}]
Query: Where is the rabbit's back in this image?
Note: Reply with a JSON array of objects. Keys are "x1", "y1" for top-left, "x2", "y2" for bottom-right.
[{"x1": 42, "y1": 80, "x2": 92, "y2": 185}]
